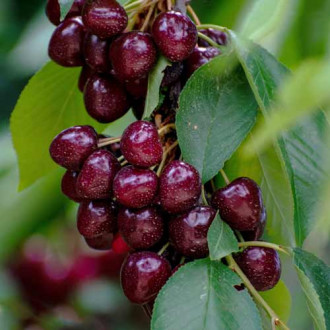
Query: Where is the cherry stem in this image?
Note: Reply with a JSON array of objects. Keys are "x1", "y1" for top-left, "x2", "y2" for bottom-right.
[
  {"x1": 124, "y1": 0, "x2": 145, "y2": 11},
  {"x1": 219, "y1": 169, "x2": 230, "y2": 185},
  {"x1": 117, "y1": 155, "x2": 125, "y2": 162},
  {"x1": 179, "y1": 256, "x2": 185, "y2": 265},
  {"x1": 167, "y1": 0, "x2": 172, "y2": 11},
  {"x1": 158, "y1": 242, "x2": 170, "y2": 255},
  {"x1": 235, "y1": 230, "x2": 245, "y2": 243},
  {"x1": 225, "y1": 255, "x2": 290, "y2": 330},
  {"x1": 197, "y1": 24, "x2": 229, "y2": 34},
  {"x1": 158, "y1": 123, "x2": 176, "y2": 135},
  {"x1": 187, "y1": 5, "x2": 201, "y2": 25},
  {"x1": 201, "y1": 186, "x2": 208, "y2": 205},
  {"x1": 97, "y1": 137, "x2": 121, "y2": 148},
  {"x1": 142, "y1": 304, "x2": 152, "y2": 319},
  {"x1": 141, "y1": 2, "x2": 156, "y2": 31},
  {"x1": 156, "y1": 140, "x2": 179, "y2": 176},
  {"x1": 238, "y1": 241, "x2": 290, "y2": 256},
  {"x1": 197, "y1": 32, "x2": 221, "y2": 48}
]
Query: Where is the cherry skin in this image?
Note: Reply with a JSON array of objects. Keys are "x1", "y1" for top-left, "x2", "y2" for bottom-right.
[
  {"x1": 61, "y1": 170, "x2": 83, "y2": 202},
  {"x1": 120, "y1": 120, "x2": 163, "y2": 168},
  {"x1": 185, "y1": 47, "x2": 221, "y2": 78},
  {"x1": 234, "y1": 246, "x2": 281, "y2": 291},
  {"x1": 241, "y1": 207, "x2": 267, "y2": 241},
  {"x1": 82, "y1": 0, "x2": 128, "y2": 39},
  {"x1": 125, "y1": 76, "x2": 148, "y2": 99},
  {"x1": 78, "y1": 65, "x2": 94, "y2": 92},
  {"x1": 109, "y1": 31, "x2": 157, "y2": 81},
  {"x1": 152, "y1": 11, "x2": 197, "y2": 62},
  {"x1": 66, "y1": 0, "x2": 85, "y2": 19},
  {"x1": 112, "y1": 233, "x2": 131, "y2": 254},
  {"x1": 84, "y1": 73, "x2": 130, "y2": 123},
  {"x1": 113, "y1": 166, "x2": 158, "y2": 208},
  {"x1": 120, "y1": 251, "x2": 172, "y2": 304},
  {"x1": 211, "y1": 177, "x2": 265, "y2": 231},
  {"x1": 49, "y1": 125, "x2": 98, "y2": 170},
  {"x1": 159, "y1": 160, "x2": 201, "y2": 214},
  {"x1": 169, "y1": 206, "x2": 216, "y2": 258},
  {"x1": 48, "y1": 17, "x2": 85, "y2": 67},
  {"x1": 46, "y1": 0, "x2": 61, "y2": 25},
  {"x1": 118, "y1": 206, "x2": 164, "y2": 249},
  {"x1": 198, "y1": 28, "x2": 227, "y2": 47},
  {"x1": 76, "y1": 149, "x2": 121, "y2": 199},
  {"x1": 84, "y1": 232, "x2": 114, "y2": 250}
]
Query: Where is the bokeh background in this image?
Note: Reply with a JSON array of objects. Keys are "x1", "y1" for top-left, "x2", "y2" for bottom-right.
[{"x1": 0, "y1": 0, "x2": 329, "y2": 329}]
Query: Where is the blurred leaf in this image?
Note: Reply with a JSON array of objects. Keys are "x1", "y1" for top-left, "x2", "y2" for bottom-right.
[
  {"x1": 59, "y1": 0, "x2": 75, "y2": 20},
  {"x1": 234, "y1": 38, "x2": 328, "y2": 247},
  {"x1": 152, "y1": 259, "x2": 262, "y2": 330},
  {"x1": 293, "y1": 248, "x2": 330, "y2": 330},
  {"x1": 177, "y1": 54, "x2": 257, "y2": 183},
  {"x1": 0, "y1": 306, "x2": 20, "y2": 330},
  {"x1": 143, "y1": 56, "x2": 169, "y2": 119},
  {"x1": 207, "y1": 214, "x2": 238, "y2": 260}
]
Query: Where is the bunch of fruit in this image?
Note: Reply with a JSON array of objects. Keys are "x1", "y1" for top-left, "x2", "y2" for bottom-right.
[{"x1": 46, "y1": 0, "x2": 281, "y2": 314}]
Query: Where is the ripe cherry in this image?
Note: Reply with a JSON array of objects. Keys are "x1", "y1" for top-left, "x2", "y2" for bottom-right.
[
  {"x1": 113, "y1": 166, "x2": 158, "y2": 208},
  {"x1": 46, "y1": 0, "x2": 61, "y2": 25},
  {"x1": 120, "y1": 120, "x2": 163, "y2": 168},
  {"x1": 211, "y1": 177, "x2": 265, "y2": 231},
  {"x1": 125, "y1": 76, "x2": 148, "y2": 99},
  {"x1": 82, "y1": 0, "x2": 128, "y2": 39},
  {"x1": 121, "y1": 251, "x2": 171, "y2": 304},
  {"x1": 234, "y1": 246, "x2": 281, "y2": 291},
  {"x1": 78, "y1": 65, "x2": 94, "y2": 92},
  {"x1": 152, "y1": 11, "x2": 197, "y2": 62},
  {"x1": 84, "y1": 232, "x2": 114, "y2": 250},
  {"x1": 61, "y1": 170, "x2": 83, "y2": 202},
  {"x1": 169, "y1": 206, "x2": 216, "y2": 258},
  {"x1": 76, "y1": 149, "x2": 121, "y2": 199},
  {"x1": 48, "y1": 17, "x2": 85, "y2": 67},
  {"x1": 118, "y1": 206, "x2": 164, "y2": 249},
  {"x1": 241, "y1": 207, "x2": 267, "y2": 241},
  {"x1": 112, "y1": 233, "x2": 131, "y2": 254},
  {"x1": 109, "y1": 31, "x2": 157, "y2": 81},
  {"x1": 66, "y1": 0, "x2": 85, "y2": 19},
  {"x1": 84, "y1": 73, "x2": 130, "y2": 123},
  {"x1": 159, "y1": 160, "x2": 201, "y2": 214},
  {"x1": 49, "y1": 125, "x2": 98, "y2": 170},
  {"x1": 198, "y1": 28, "x2": 227, "y2": 47}
]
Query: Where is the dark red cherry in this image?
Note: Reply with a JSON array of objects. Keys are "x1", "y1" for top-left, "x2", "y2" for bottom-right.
[
  {"x1": 161, "y1": 62, "x2": 184, "y2": 87},
  {"x1": 78, "y1": 65, "x2": 94, "y2": 92},
  {"x1": 120, "y1": 120, "x2": 163, "y2": 168},
  {"x1": 76, "y1": 149, "x2": 121, "y2": 199},
  {"x1": 125, "y1": 76, "x2": 148, "y2": 99},
  {"x1": 61, "y1": 170, "x2": 83, "y2": 202},
  {"x1": 121, "y1": 251, "x2": 171, "y2": 304},
  {"x1": 241, "y1": 207, "x2": 267, "y2": 241},
  {"x1": 77, "y1": 200, "x2": 117, "y2": 238},
  {"x1": 82, "y1": 0, "x2": 127, "y2": 39},
  {"x1": 109, "y1": 32, "x2": 157, "y2": 81},
  {"x1": 113, "y1": 166, "x2": 158, "y2": 208},
  {"x1": 152, "y1": 11, "x2": 197, "y2": 62},
  {"x1": 48, "y1": 17, "x2": 85, "y2": 67},
  {"x1": 185, "y1": 47, "x2": 221, "y2": 78},
  {"x1": 84, "y1": 232, "x2": 114, "y2": 250},
  {"x1": 198, "y1": 28, "x2": 227, "y2": 47},
  {"x1": 234, "y1": 246, "x2": 281, "y2": 291},
  {"x1": 49, "y1": 125, "x2": 98, "y2": 170},
  {"x1": 118, "y1": 206, "x2": 164, "y2": 249},
  {"x1": 211, "y1": 177, "x2": 265, "y2": 231},
  {"x1": 169, "y1": 206, "x2": 216, "y2": 258},
  {"x1": 83, "y1": 33, "x2": 111, "y2": 72},
  {"x1": 66, "y1": 0, "x2": 85, "y2": 19},
  {"x1": 159, "y1": 160, "x2": 201, "y2": 214},
  {"x1": 46, "y1": 0, "x2": 60, "y2": 25},
  {"x1": 112, "y1": 233, "x2": 131, "y2": 254},
  {"x1": 84, "y1": 74, "x2": 130, "y2": 123}
]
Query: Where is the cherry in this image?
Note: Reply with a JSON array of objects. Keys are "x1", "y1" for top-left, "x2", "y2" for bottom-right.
[
  {"x1": 234, "y1": 246, "x2": 281, "y2": 291},
  {"x1": 61, "y1": 170, "x2": 83, "y2": 202},
  {"x1": 77, "y1": 200, "x2": 117, "y2": 238},
  {"x1": 125, "y1": 76, "x2": 148, "y2": 99},
  {"x1": 161, "y1": 62, "x2": 184, "y2": 87},
  {"x1": 76, "y1": 149, "x2": 121, "y2": 199},
  {"x1": 169, "y1": 206, "x2": 216, "y2": 258},
  {"x1": 120, "y1": 251, "x2": 171, "y2": 304},
  {"x1": 112, "y1": 233, "x2": 131, "y2": 254},
  {"x1": 211, "y1": 177, "x2": 265, "y2": 231},
  {"x1": 241, "y1": 207, "x2": 267, "y2": 241},
  {"x1": 120, "y1": 120, "x2": 163, "y2": 168},
  {"x1": 198, "y1": 28, "x2": 227, "y2": 47},
  {"x1": 185, "y1": 47, "x2": 221, "y2": 78},
  {"x1": 109, "y1": 32, "x2": 157, "y2": 81},
  {"x1": 49, "y1": 125, "x2": 98, "y2": 170},
  {"x1": 46, "y1": 0, "x2": 61, "y2": 26},
  {"x1": 159, "y1": 160, "x2": 201, "y2": 214},
  {"x1": 82, "y1": 0, "x2": 127, "y2": 39},
  {"x1": 118, "y1": 206, "x2": 164, "y2": 249},
  {"x1": 78, "y1": 65, "x2": 94, "y2": 92},
  {"x1": 84, "y1": 232, "x2": 114, "y2": 250},
  {"x1": 48, "y1": 17, "x2": 85, "y2": 67},
  {"x1": 84, "y1": 73, "x2": 130, "y2": 123},
  {"x1": 152, "y1": 11, "x2": 197, "y2": 62},
  {"x1": 113, "y1": 166, "x2": 158, "y2": 208},
  {"x1": 66, "y1": 0, "x2": 85, "y2": 19}
]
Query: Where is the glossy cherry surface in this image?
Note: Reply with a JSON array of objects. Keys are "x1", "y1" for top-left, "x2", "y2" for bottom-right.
[
  {"x1": 120, "y1": 120, "x2": 163, "y2": 168},
  {"x1": 198, "y1": 28, "x2": 227, "y2": 47},
  {"x1": 49, "y1": 125, "x2": 98, "y2": 170},
  {"x1": 61, "y1": 170, "x2": 83, "y2": 202},
  {"x1": 113, "y1": 166, "x2": 158, "y2": 208},
  {"x1": 84, "y1": 232, "x2": 114, "y2": 250},
  {"x1": 211, "y1": 177, "x2": 265, "y2": 231},
  {"x1": 241, "y1": 207, "x2": 267, "y2": 241},
  {"x1": 234, "y1": 246, "x2": 281, "y2": 291},
  {"x1": 121, "y1": 251, "x2": 171, "y2": 304},
  {"x1": 169, "y1": 206, "x2": 216, "y2": 258},
  {"x1": 112, "y1": 233, "x2": 131, "y2": 254},
  {"x1": 78, "y1": 65, "x2": 94, "y2": 92},
  {"x1": 66, "y1": 0, "x2": 85, "y2": 19},
  {"x1": 159, "y1": 160, "x2": 201, "y2": 214},
  {"x1": 152, "y1": 11, "x2": 197, "y2": 62},
  {"x1": 46, "y1": 0, "x2": 60, "y2": 25},
  {"x1": 125, "y1": 76, "x2": 148, "y2": 99},
  {"x1": 109, "y1": 32, "x2": 157, "y2": 81},
  {"x1": 76, "y1": 149, "x2": 121, "y2": 199}
]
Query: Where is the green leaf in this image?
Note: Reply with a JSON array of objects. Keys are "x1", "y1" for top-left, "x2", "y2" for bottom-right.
[
  {"x1": 234, "y1": 37, "x2": 328, "y2": 246},
  {"x1": 10, "y1": 61, "x2": 107, "y2": 190},
  {"x1": 59, "y1": 0, "x2": 75, "y2": 20},
  {"x1": 151, "y1": 259, "x2": 262, "y2": 330},
  {"x1": 293, "y1": 248, "x2": 330, "y2": 330},
  {"x1": 176, "y1": 54, "x2": 258, "y2": 183},
  {"x1": 207, "y1": 214, "x2": 238, "y2": 260},
  {"x1": 143, "y1": 56, "x2": 170, "y2": 119}
]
